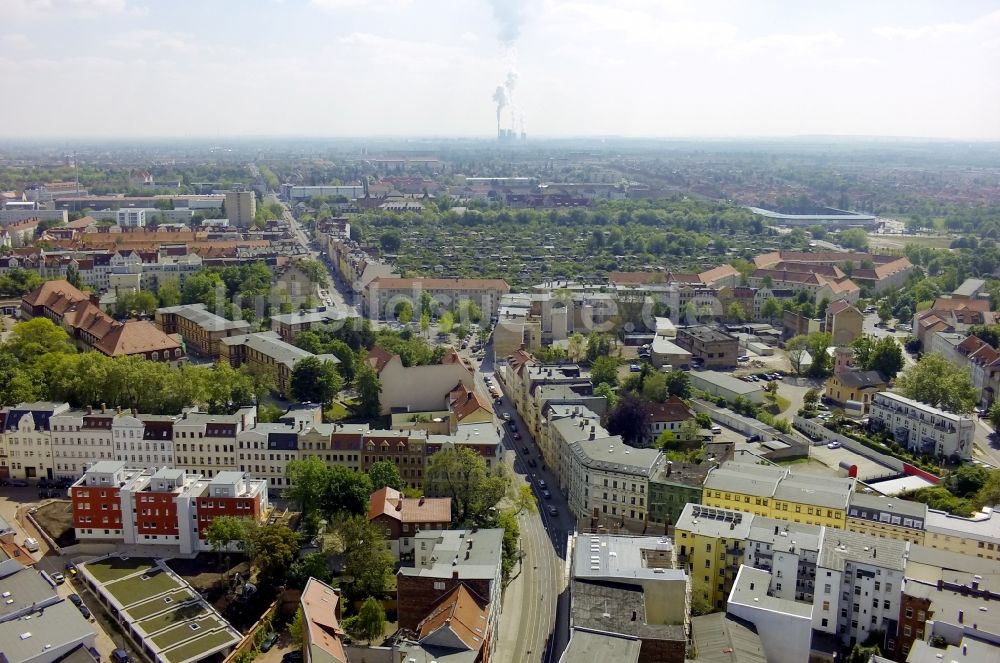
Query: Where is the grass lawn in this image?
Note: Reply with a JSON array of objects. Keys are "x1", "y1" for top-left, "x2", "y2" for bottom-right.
[
  {"x1": 326, "y1": 401, "x2": 351, "y2": 421},
  {"x1": 867, "y1": 234, "x2": 954, "y2": 250},
  {"x1": 138, "y1": 603, "x2": 208, "y2": 635},
  {"x1": 127, "y1": 590, "x2": 196, "y2": 620},
  {"x1": 106, "y1": 569, "x2": 182, "y2": 606},
  {"x1": 151, "y1": 615, "x2": 225, "y2": 650},
  {"x1": 85, "y1": 557, "x2": 155, "y2": 584},
  {"x1": 765, "y1": 395, "x2": 791, "y2": 415},
  {"x1": 162, "y1": 630, "x2": 240, "y2": 663}
]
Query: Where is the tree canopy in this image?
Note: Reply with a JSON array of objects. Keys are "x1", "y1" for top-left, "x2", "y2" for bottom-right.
[{"x1": 895, "y1": 352, "x2": 978, "y2": 413}]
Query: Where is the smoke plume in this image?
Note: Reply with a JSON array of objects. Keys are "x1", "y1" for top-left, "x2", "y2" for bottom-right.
[
  {"x1": 489, "y1": 0, "x2": 526, "y2": 45},
  {"x1": 492, "y1": 85, "x2": 507, "y2": 133}
]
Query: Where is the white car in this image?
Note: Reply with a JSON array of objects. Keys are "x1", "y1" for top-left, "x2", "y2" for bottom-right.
[
  {"x1": 503, "y1": 412, "x2": 511, "y2": 421},
  {"x1": 827, "y1": 440, "x2": 842, "y2": 449}
]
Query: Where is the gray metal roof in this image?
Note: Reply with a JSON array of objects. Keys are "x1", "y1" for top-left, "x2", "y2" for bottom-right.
[
  {"x1": 689, "y1": 613, "x2": 767, "y2": 663},
  {"x1": 0, "y1": 600, "x2": 96, "y2": 663},
  {"x1": 220, "y1": 331, "x2": 340, "y2": 369},
  {"x1": 848, "y1": 491, "x2": 928, "y2": 520},
  {"x1": 728, "y1": 565, "x2": 813, "y2": 618},
  {"x1": 399, "y1": 529, "x2": 502, "y2": 581},
  {"x1": 568, "y1": 436, "x2": 662, "y2": 476},
  {"x1": 573, "y1": 534, "x2": 685, "y2": 584},
  {"x1": 818, "y1": 529, "x2": 909, "y2": 572},
  {"x1": 0, "y1": 564, "x2": 59, "y2": 620},
  {"x1": 157, "y1": 303, "x2": 250, "y2": 333},
  {"x1": 558, "y1": 628, "x2": 641, "y2": 663},
  {"x1": 675, "y1": 504, "x2": 753, "y2": 539}
]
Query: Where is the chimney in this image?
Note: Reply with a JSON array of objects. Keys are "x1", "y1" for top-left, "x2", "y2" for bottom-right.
[
  {"x1": 101, "y1": 402, "x2": 107, "y2": 413},
  {"x1": 419, "y1": 497, "x2": 425, "y2": 505},
  {"x1": 86, "y1": 405, "x2": 93, "y2": 415},
  {"x1": 117, "y1": 406, "x2": 122, "y2": 414},
  {"x1": 666, "y1": 461, "x2": 673, "y2": 477},
  {"x1": 589, "y1": 432, "x2": 595, "y2": 440},
  {"x1": 775, "y1": 525, "x2": 779, "y2": 535},
  {"x1": 453, "y1": 570, "x2": 459, "y2": 579},
  {"x1": 959, "y1": 610, "x2": 964, "y2": 623}
]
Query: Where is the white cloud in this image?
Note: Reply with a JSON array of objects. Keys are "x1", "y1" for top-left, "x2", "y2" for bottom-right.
[
  {"x1": 110, "y1": 30, "x2": 200, "y2": 53},
  {"x1": 460, "y1": 31, "x2": 479, "y2": 42},
  {"x1": 8, "y1": 0, "x2": 126, "y2": 18},
  {"x1": 0, "y1": 34, "x2": 32, "y2": 49},
  {"x1": 874, "y1": 9, "x2": 1000, "y2": 41},
  {"x1": 311, "y1": 0, "x2": 410, "y2": 11}
]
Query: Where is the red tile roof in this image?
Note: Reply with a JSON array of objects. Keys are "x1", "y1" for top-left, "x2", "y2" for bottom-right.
[
  {"x1": 94, "y1": 320, "x2": 181, "y2": 357},
  {"x1": 647, "y1": 396, "x2": 693, "y2": 423},
  {"x1": 448, "y1": 383, "x2": 492, "y2": 422},
  {"x1": 367, "y1": 487, "x2": 452, "y2": 524},
  {"x1": 416, "y1": 583, "x2": 489, "y2": 652},
  {"x1": 367, "y1": 345, "x2": 396, "y2": 373},
  {"x1": 300, "y1": 578, "x2": 347, "y2": 663}
]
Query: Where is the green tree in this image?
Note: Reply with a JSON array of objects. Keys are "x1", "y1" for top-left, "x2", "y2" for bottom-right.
[
  {"x1": 0, "y1": 352, "x2": 39, "y2": 405},
  {"x1": 395, "y1": 300, "x2": 413, "y2": 325},
  {"x1": 785, "y1": 335, "x2": 811, "y2": 375},
  {"x1": 287, "y1": 552, "x2": 333, "y2": 588},
  {"x1": 285, "y1": 457, "x2": 329, "y2": 521},
  {"x1": 590, "y1": 356, "x2": 619, "y2": 387},
  {"x1": 513, "y1": 483, "x2": 537, "y2": 514},
  {"x1": 896, "y1": 353, "x2": 978, "y2": 414},
  {"x1": 6, "y1": 318, "x2": 75, "y2": 362},
  {"x1": 290, "y1": 357, "x2": 343, "y2": 405},
  {"x1": 424, "y1": 447, "x2": 510, "y2": 525},
  {"x1": 947, "y1": 464, "x2": 990, "y2": 498},
  {"x1": 354, "y1": 361, "x2": 382, "y2": 420},
  {"x1": 989, "y1": 399, "x2": 1000, "y2": 431},
  {"x1": 240, "y1": 363, "x2": 277, "y2": 404},
  {"x1": 497, "y1": 508, "x2": 521, "y2": 581},
  {"x1": 760, "y1": 296, "x2": 781, "y2": 322},
  {"x1": 641, "y1": 372, "x2": 668, "y2": 402},
  {"x1": 420, "y1": 311, "x2": 430, "y2": 337},
  {"x1": 438, "y1": 310, "x2": 454, "y2": 335},
  {"x1": 567, "y1": 333, "x2": 588, "y2": 362},
  {"x1": 976, "y1": 470, "x2": 1000, "y2": 508},
  {"x1": 665, "y1": 371, "x2": 691, "y2": 398},
  {"x1": 336, "y1": 516, "x2": 394, "y2": 600},
  {"x1": 379, "y1": 229, "x2": 402, "y2": 253},
  {"x1": 289, "y1": 608, "x2": 304, "y2": 646},
  {"x1": 594, "y1": 382, "x2": 619, "y2": 409},
  {"x1": 868, "y1": 337, "x2": 904, "y2": 379},
  {"x1": 605, "y1": 392, "x2": 649, "y2": 445},
  {"x1": 839, "y1": 228, "x2": 869, "y2": 251},
  {"x1": 845, "y1": 643, "x2": 880, "y2": 663},
  {"x1": 806, "y1": 331, "x2": 833, "y2": 377},
  {"x1": 157, "y1": 277, "x2": 182, "y2": 307},
  {"x1": 204, "y1": 515, "x2": 247, "y2": 572},
  {"x1": 253, "y1": 522, "x2": 301, "y2": 589},
  {"x1": 66, "y1": 263, "x2": 82, "y2": 288},
  {"x1": 803, "y1": 388, "x2": 820, "y2": 409},
  {"x1": 877, "y1": 301, "x2": 893, "y2": 324},
  {"x1": 322, "y1": 464, "x2": 374, "y2": 517},
  {"x1": 368, "y1": 460, "x2": 404, "y2": 491},
  {"x1": 726, "y1": 301, "x2": 747, "y2": 322},
  {"x1": 343, "y1": 597, "x2": 386, "y2": 645},
  {"x1": 586, "y1": 332, "x2": 613, "y2": 362}
]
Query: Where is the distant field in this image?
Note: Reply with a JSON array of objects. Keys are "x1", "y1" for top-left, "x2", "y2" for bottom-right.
[{"x1": 867, "y1": 234, "x2": 953, "y2": 250}]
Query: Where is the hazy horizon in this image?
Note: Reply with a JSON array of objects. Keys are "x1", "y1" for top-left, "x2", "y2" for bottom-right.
[{"x1": 3, "y1": 0, "x2": 999, "y2": 140}]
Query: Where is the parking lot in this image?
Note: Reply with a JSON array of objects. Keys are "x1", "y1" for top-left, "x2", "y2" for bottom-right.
[{"x1": 808, "y1": 442, "x2": 897, "y2": 481}]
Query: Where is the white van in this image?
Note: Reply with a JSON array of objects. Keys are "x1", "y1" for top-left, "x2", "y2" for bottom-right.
[
  {"x1": 710, "y1": 425, "x2": 723, "y2": 435},
  {"x1": 23, "y1": 538, "x2": 39, "y2": 552}
]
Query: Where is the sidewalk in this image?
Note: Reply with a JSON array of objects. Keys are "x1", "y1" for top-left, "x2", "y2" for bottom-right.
[{"x1": 492, "y1": 552, "x2": 529, "y2": 663}]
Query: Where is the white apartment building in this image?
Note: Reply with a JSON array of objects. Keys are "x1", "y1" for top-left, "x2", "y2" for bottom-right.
[
  {"x1": 168, "y1": 407, "x2": 257, "y2": 479},
  {"x1": 869, "y1": 391, "x2": 975, "y2": 460},
  {"x1": 546, "y1": 406, "x2": 608, "y2": 491},
  {"x1": 116, "y1": 208, "x2": 146, "y2": 228},
  {"x1": 563, "y1": 434, "x2": 662, "y2": 533},
  {"x1": 0, "y1": 402, "x2": 69, "y2": 481},
  {"x1": 811, "y1": 530, "x2": 909, "y2": 649},
  {"x1": 744, "y1": 517, "x2": 824, "y2": 603},
  {"x1": 50, "y1": 408, "x2": 120, "y2": 480},
  {"x1": 224, "y1": 190, "x2": 256, "y2": 227},
  {"x1": 112, "y1": 414, "x2": 177, "y2": 470},
  {"x1": 727, "y1": 565, "x2": 814, "y2": 663}
]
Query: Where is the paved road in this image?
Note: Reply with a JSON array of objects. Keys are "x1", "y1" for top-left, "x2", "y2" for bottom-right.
[
  {"x1": 270, "y1": 195, "x2": 359, "y2": 318},
  {"x1": 481, "y1": 365, "x2": 570, "y2": 663}
]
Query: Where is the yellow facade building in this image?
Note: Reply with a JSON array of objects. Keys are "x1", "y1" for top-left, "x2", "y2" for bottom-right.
[
  {"x1": 701, "y1": 461, "x2": 855, "y2": 529},
  {"x1": 674, "y1": 504, "x2": 752, "y2": 612}
]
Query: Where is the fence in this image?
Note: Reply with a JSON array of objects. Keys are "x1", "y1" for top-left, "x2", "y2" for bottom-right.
[{"x1": 221, "y1": 595, "x2": 283, "y2": 663}]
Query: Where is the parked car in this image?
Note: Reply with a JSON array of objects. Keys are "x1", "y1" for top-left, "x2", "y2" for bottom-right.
[
  {"x1": 282, "y1": 652, "x2": 303, "y2": 663},
  {"x1": 68, "y1": 594, "x2": 83, "y2": 606},
  {"x1": 503, "y1": 412, "x2": 511, "y2": 421},
  {"x1": 66, "y1": 563, "x2": 77, "y2": 577},
  {"x1": 827, "y1": 440, "x2": 842, "y2": 449},
  {"x1": 23, "y1": 538, "x2": 39, "y2": 552},
  {"x1": 737, "y1": 355, "x2": 749, "y2": 363},
  {"x1": 111, "y1": 649, "x2": 130, "y2": 663},
  {"x1": 542, "y1": 490, "x2": 552, "y2": 499},
  {"x1": 11, "y1": 480, "x2": 28, "y2": 487},
  {"x1": 537, "y1": 479, "x2": 547, "y2": 489},
  {"x1": 629, "y1": 363, "x2": 641, "y2": 372},
  {"x1": 260, "y1": 633, "x2": 279, "y2": 652},
  {"x1": 52, "y1": 572, "x2": 65, "y2": 584},
  {"x1": 547, "y1": 506, "x2": 558, "y2": 517},
  {"x1": 513, "y1": 432, "x2": 522, "y2": 440},
  {"x1": 79, "y1": 605, "x2": 91, "y2": 620},
  {"x1": 522, "y1": 446, "x2": 530, "y2": 455},
  {"x1": 746, "y1": 434, "x2": 762, "y2": 443},
  {"x1": 710, "y1": 425, "x2": 722, "y2": 435},
  {"x1": 528, "y1": 459, "x2": 537, "y2": 468}
]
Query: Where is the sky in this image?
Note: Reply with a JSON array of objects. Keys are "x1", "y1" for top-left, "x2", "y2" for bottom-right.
[{"x1": 2, "y1": 0, "x2": 999, "y2": 139}]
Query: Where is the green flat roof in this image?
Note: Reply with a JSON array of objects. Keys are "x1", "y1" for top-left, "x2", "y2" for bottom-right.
[
  {"x1": 162, "y1": 630, "x2": 239, "y2": 663},
  {"x1": 151, "y1": 615, "x2": 225, "y2": 650},
  {"x1": 105, "y1": 570, "x2": 182, "y2": 606},
  {"x1": 126, "y1": 590, "x2": 195, "y2": 621},
  {"x1": 84, "y1": 557, "x2": 155, "y2": 583},
  {"x1": 137, "y1": 603, "x2": 208, "y2": 635}
]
